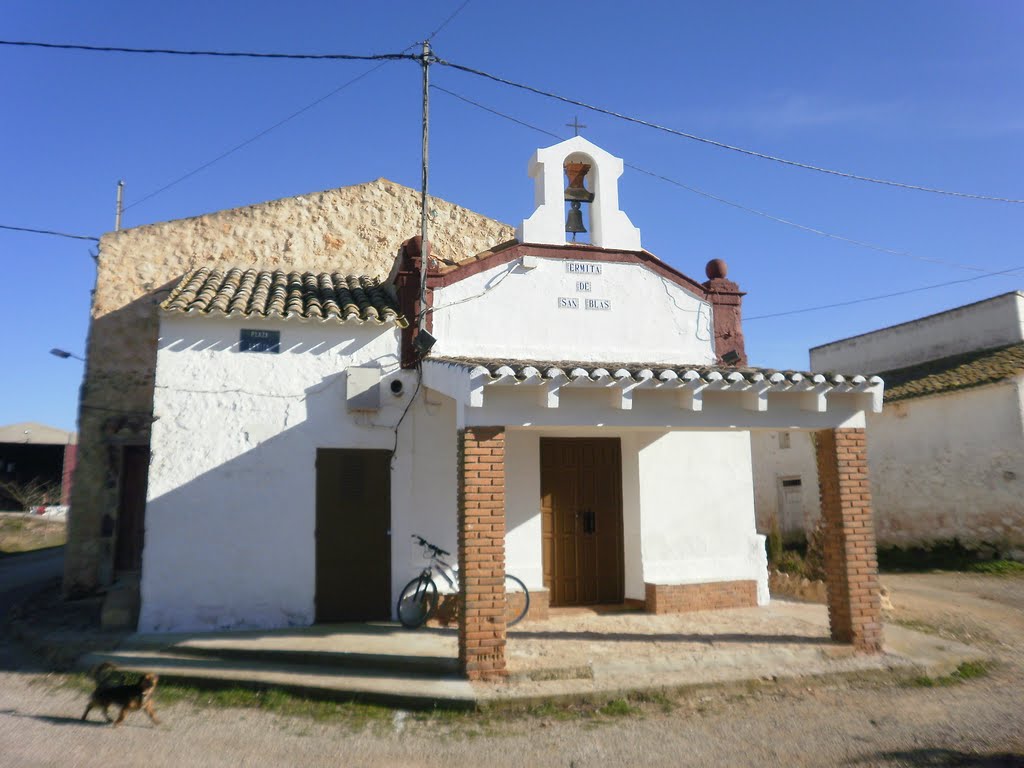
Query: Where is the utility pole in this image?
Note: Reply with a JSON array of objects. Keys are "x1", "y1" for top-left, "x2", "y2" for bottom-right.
[
  {"x1": 114, "y1": 179, "x2": 124, "y2": 231},
  {"x1": 418, "y1": 40, "x2": 431, "y2": 334}
]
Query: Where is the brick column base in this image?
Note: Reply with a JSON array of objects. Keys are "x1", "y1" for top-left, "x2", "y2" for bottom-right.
[
  {"x1": 457, "y1": 427, "x2": 508, "y2": 680},
  {"x1": 815, "y1": 428, "x2": 883, "y2": 653},
  {"x1": 645, "y1": 581, "x2": 757, "y2": 613}
]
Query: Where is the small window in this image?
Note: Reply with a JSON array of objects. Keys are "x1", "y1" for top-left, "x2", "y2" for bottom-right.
[
  {"x1": 778, "y1": 431, "x2": 791, "y2": 449},
  {"x1": 781, "y1": 478, "x2": 802, "y2": 488}
]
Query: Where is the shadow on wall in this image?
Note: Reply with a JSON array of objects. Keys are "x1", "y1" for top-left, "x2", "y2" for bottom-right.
[
  {"x1": 67, "y1": 280, "x2": 179, "y2": 595},
  {"x1": 137, "y1": 351, "x2": 406, "y2": 634},
  {"x1": 156, "y1": 328, "x2": 382, "y2": 358}
]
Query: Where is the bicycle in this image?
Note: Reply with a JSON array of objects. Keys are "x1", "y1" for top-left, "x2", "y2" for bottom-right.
[{"x1": 397, "y1": 534, "x2": 530, "y2": 629}]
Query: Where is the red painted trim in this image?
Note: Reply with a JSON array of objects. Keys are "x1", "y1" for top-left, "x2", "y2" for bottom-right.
[
  {"x1": 396, "y1": 236, "x2": 436, "y2": 369},
  {"x1": 427, "y1": 241, "x2": 709, "y2": 299}
]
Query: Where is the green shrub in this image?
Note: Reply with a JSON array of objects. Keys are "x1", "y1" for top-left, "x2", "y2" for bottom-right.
[
  {"x1": 767, "y1": 516, "x2": 784, "y2": 565},
  {"x1": 878, "y1": 539, "x2": 1020, "y2": 573}
]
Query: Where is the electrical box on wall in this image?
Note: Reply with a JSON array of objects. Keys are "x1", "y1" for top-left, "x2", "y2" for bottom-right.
[{"x1": 346, "y1": 367, "x2": 382, "y2": 412}]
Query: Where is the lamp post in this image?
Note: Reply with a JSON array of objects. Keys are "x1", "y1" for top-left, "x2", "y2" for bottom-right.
[{"x1": 49, "y1": 348, "x2": 85, "y2": 362}]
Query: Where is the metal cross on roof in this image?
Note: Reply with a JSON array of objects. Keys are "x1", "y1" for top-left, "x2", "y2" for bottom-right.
[{"x1": 566, "y1": 116, "x2": 587, "y2": 136}]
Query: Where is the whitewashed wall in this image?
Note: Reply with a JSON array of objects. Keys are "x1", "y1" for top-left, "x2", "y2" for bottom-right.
[
  {"x1": 749, "y1": 430, "x2": 820, "y2": 535},
  {"x1": 430, "y1": 257, "x2": 715, "y2": 365},
  {"x1": 139, "y1": 314, "x2": 457, "y2": 632},
  {"x1": 634, "y1": 432, "x2": 768, "y2": 604},
  {"x1": 750, "y1": 381, "x2": 1024, "y2": 550},
  {"x1": 811, "y1": 291, "x2": 1024, "y2": 374},
  {"x1": 868, "y1": 382, "x2": 1024, "y2": 549}
]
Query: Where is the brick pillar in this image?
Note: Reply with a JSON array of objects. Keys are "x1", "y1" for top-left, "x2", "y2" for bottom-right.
[
  {"x1": 457, "y1": 427, "x2": 508, "y2": 680},
  {"x1": 814, "y1": 428, "x2": 883, "y2": 652}
]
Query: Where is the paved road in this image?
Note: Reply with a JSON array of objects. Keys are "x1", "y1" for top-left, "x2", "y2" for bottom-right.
[
  {"x1": 0, "y1": 547, "x2": 63, "y2": 621},
  {"x1": 1, "y1": 571, "x2": 1022, "y2": 767}
]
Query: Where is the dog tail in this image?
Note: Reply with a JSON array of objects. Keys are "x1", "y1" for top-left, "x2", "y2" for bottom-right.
[{"x1": 90, "y1": 661, "x2": 118, "y2": 683}]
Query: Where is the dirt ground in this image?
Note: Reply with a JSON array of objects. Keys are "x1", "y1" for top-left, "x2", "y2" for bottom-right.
[
  {"x1": 2, "y1": 572, "x2": 1023, "y2": 767},
  {"x1": 0, "y1": 516, "x2": 66, "y2": 555}
]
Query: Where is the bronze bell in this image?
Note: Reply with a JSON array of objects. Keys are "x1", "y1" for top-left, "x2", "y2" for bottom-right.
[{"x1": 565, "y1": 200, "x2": 586, "y2": 235}]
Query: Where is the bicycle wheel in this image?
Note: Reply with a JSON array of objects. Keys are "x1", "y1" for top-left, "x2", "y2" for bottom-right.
[
  {"x1": 397, "y1": 575, "x2": 438, "y2": 628},
  {"x1": 503, "y1": 574, "x2": 530, "y2": 627}
]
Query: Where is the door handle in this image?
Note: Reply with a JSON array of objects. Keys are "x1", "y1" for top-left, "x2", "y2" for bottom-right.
[{"x1": 582, "y1": 509, "x2": 596, "y2": 534}]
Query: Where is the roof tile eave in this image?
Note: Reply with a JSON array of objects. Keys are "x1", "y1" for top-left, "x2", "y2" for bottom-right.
[
  {"x1": 878, "y1": 342, "x2": 1024, "y2": 403},
  {"x1": 160, "y1": 267, "x2": 407, "y2": 327},
  {"x1": 425, "y1": 356, "x2": 877, "y2": 386}
]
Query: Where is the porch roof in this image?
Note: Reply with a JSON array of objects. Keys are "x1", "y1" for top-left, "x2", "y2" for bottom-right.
[{"x1": 422, "y1": 357, "x2": 883, "y2": 431}]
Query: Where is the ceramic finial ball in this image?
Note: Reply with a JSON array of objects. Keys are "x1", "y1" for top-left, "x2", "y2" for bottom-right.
[{"x1": 705, "y1": 258, "x2": 728, "y2": 280}]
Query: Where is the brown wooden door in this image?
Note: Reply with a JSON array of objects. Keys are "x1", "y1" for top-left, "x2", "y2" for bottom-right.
[
  {"x1": 541, "y1": 438, "x2": 624, "y2": 606},
  {"x1": 115, "y1": 445, "x2": 150, "y2": 572},
  {"x1": 315, "y1": 448, "x2": 391, "y2": 622}
]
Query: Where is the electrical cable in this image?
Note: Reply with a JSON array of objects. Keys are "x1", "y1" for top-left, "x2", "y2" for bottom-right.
[
  {"x1": 122, "y1": 2, "x2": 461, "y2": 212},
  {"x1": 745, "y1": 266, "x2": 1024, "y2": 321},
  {"x1": 418, "y1": 261, "x2": 518, "y2": 320},
  {"x1": 434, "y1": 59, "x2": 1024, "y2": 204},
  {"x1": 391, "y1": 364, "x2": 423, "y2": 469},
  {"x1": 426, "y1": 0, "x2": 475, "y2": 41},
  {"x1": 431, "y1": 85, "x2": 1019, "y2": 278},
  {"x1": 0, "y1": 39, "x2": 416, "y2": 62},
  {"x1": 125, "y1": 59, "x2": 399, "y2": 210},
  {"x1": 0, "y1": 223, "x2": 99, "y2": 241}
]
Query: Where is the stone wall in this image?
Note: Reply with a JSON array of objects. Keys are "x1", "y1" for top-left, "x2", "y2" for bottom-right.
[{"x1": 65, "y1": 179, "x2": 513, "y2": 595}]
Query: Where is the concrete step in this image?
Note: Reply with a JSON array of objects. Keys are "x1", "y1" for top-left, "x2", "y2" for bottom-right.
[
  {"x1": 79, "y1": 649, "x2": 477, "y2": 710},
  {"x1": 164, "y1": 643, "x2": 460, "y2": 675},
  {"x1": 121, "y1": 623, "x2": 460, "y2": 676}
]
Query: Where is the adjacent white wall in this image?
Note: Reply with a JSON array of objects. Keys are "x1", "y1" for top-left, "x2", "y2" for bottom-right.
[
  {"x1": 868, "y1": 382, "x2": 1024, "y2": 549},
  {"x1": 811, "y1": 291, "x2": 1024, "y2": 374},
  {"x1": 750, "y1": 430, "x2": 820, "y2": 535},
  {"x1": 431, "y1": 257, "x2": 715, "y2": 364},
  {"x1": 636, "y1": 432, "x2": 768, "y2": 604},
  {"x1": 504, "y1": 430, "x2": 544, "y2": 590},
  {"x1": 750, "y1": 381, "x2": 1024, "y2": 550},
  {"x1": 140, "y1": 314, "x2": 455, "y2": 632}
]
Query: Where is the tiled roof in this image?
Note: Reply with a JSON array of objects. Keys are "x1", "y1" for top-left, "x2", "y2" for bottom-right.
[
  {"x1": 430, "y1": 357, "x2": 879, "y2": 387},
  {"x1": 161, "y1": 267, "x2": 407, "y2": 326},
  {"x1": 879, "y1": 342, "x2": 1024, "y2": 402}
]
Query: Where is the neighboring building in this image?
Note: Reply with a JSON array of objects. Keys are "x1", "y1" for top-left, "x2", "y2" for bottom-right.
[
  {"x1": 71, "y1": 137, "x2": 886, "y2": 678},
  {"x1": 752, "y1": 291, "x2": 1024, "y2": 553},
  {"x1": 0, "y1": 422, "x2": 76, "y2": 510}
]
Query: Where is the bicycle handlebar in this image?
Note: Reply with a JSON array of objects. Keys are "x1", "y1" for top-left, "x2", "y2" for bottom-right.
[{"x1": 411, "y1": 534, "x2": 450, "y2": 558}]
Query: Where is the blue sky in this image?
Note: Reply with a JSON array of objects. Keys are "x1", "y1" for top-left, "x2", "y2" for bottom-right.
[{"x1": 2, "y1": 1, "x2": 1022, "y2": 431}]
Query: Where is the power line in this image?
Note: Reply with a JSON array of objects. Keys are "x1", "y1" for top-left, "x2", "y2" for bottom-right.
[
  {"x1": 431, "y1": 85, "x2": 1018, "y2": 278},
  {"x1": 0, "y1": 39, "x2": 416, "y2": 62},
  {"x1": 125, "y1": 60, "x2": 396, "y2": 210},
  {"x1": 745, "y1": 266, "x2": 1023, "y2": 321},
  {"x1": 427, "y1": 0, "x2": 475, "y2": 40},
  {"x1": 123, "y1": 0, "x2": 468, "y2": 212},
  {"x1": 434, "y1": 58, "x2": 1024, "y2": 204},
  {"x1": 0, "y1": 223, "x2": 99, "y2": 242}
]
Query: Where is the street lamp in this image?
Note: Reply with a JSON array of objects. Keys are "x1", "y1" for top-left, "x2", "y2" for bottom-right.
[{"x1": 50, "y1": 348, "x2": 85, "y2": 362}]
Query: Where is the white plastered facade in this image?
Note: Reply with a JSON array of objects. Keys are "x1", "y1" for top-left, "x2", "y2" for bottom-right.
[{"x1": 139, "y1": 139, "x2": 882, "y2": 632}]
